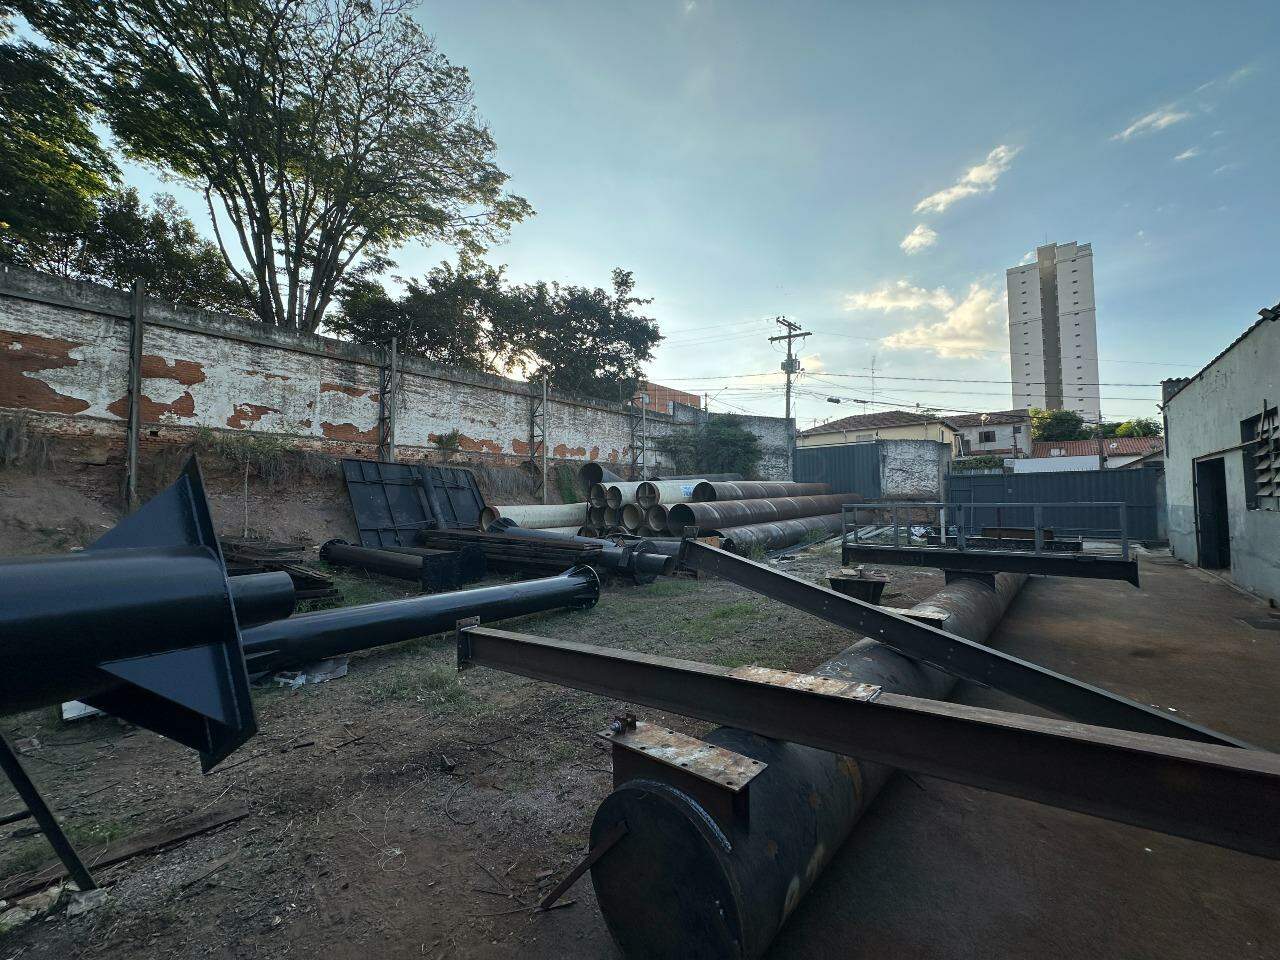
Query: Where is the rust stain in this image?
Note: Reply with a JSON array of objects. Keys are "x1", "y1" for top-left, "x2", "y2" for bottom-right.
[
  {"x1": 321, "y1": 421, "x2": 379, "y2": 443},
  {"x1": 139, "y1": 354, "x2": 205, "y2": 386},
  {"x1": 452, "y1": 433, "x2": 503, "y2": 456},
  {"x1": 606, "y1": 450, "x2": 620, "y2": 463},
  {"x1": 511, "y1": 437, "x2": 531, "y2": 456},
  {"x1": 226, "y1": 403, "x2": 279, "y2": 429},
  {"x1": 320, "y1": 382, "x2": 377, "y2": 402},
  {"x1": 588, "y1": 446, "x2": 600, "y2": 461},
  {"x1": 552, "y1": 443, "x2": 588, "y2": 458},
  {"x1": 0, "y1": 330, "x2": 91, "y2": 415},
  {"x1": 107, "y1": 391, "x2": 196, "y2": 422}
]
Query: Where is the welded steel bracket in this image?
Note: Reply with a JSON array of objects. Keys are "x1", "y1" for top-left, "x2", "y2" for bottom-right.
[
  {"x1": 457, "y1": 624, "x2": 1280, "y2": 860},
  {"x1": 601, "y1": 717, "x2": 770, "y2": 833},
  {"x1": 455, "y1": 616, "x2": 482, "y2": 671},
  {"x1": 841, "y1": 544, "x2": 1141, "y2": 587},
  {"x1": 675, "y1": 539, "x2": 1250, "y2": 748}
]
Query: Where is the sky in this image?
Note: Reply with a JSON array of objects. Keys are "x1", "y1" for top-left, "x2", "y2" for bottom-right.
[{"x1": 119, "y1": 0, "x2": 1280, "y2": 428}]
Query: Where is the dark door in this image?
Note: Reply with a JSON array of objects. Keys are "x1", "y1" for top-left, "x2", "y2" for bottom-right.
[{"x1": 1194, "y1": 457, "x2": 1230, "y2": 569}]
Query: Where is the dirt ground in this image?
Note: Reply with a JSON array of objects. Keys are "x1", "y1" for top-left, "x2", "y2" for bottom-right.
[{"x1": 0, "y1": 515, "x2": 944, "y2": 959}]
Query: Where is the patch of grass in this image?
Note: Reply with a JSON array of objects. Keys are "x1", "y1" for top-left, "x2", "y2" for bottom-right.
[
  {"x1": 68, "y1": 817, "x2": 133, "y2": 847},
  {"x1": 0, "y1": 839, "x2": 54, "y2": 876}
]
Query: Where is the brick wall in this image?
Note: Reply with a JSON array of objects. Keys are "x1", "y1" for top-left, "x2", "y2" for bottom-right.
[{"x1": 0, "y1": 266, "x2": 791, "y2": 479}]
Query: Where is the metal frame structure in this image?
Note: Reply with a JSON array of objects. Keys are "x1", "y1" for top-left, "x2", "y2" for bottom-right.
[
  {"x1": 375, "y1": 336, "x2": 399, "y2": 463},
  {"x1": 677, "y1": 541, "x2": 1247, "y2": 746},
  {"x1": 456, "y1": 623, "x2": 1280, "y2": 859},
  {"x1": 840, "y1": 500, "x2": 1138, "y2": 584}
]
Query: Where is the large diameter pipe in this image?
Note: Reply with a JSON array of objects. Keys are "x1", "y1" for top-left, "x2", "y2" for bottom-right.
[
  {"x1": 579, "y1": 462, "x2": 623, "y2": 490},
  {"x1": 620, "y1": 503, "x2": 646, "y2": 531},
  {"x1": 588, "y1": 484, "x2": 610, "y2": 508},
  {"x1": 635, "y1": 479, "x2": 704, "y2": 509},
  {"x1": 242, "y1": 567, "x2": 599, "y2": 675},
  {"x1": 646, "y1": 505, "x2": 669, "y2": 532},
  {"x1": 692, "y1": 481, "x2": 833, "y2": 502},
  {"x1": 647, "y1": 472, "x2": 742, "y2": 482},
  {"x1": 478, "y1": 503, "x2": 588, "y2": 530},
  {"x1": 668, "y1": 493, "x2": 855, "y2": 533},
  {"x1": 590, "y1": 572, "x2": 1027, "y2": 959},
  {"x1": 605, "y1": 482, "x2": 647, "y2": 509},
  {"x1": 715, "y1": 513, "x2": 844, "y2": 555},
  {"x1": 320, "y1": 540, "x2": 431, "y2": 584}
]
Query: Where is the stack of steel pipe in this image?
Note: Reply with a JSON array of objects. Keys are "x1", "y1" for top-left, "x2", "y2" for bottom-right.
[
  {"x1": 415, "y1": 527, "x2": 674, "y2": 583},
  {"x1": 635, "y1": 479, "x2": 704, "y2": 510},
  {"x1": 666, "y1": 493, "x2": 854, "y2": 535},
  {"x1": 645, "y1": 472, "x2": 741, "y2": 482},
  {"x1": 579, "y1": 462, "x2": 624, "y2": 490},
  {"x1": 691, "y1": 480, "x2": 832, "y2": 501}
]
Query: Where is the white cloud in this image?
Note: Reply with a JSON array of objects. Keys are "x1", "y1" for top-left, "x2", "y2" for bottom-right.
[
  {"x1": 880, "y1": 284, "x2": 1005, "y2": 359},
  {"x1": 913, "y1": 145, "x2": 1021, "y2": 214},
  {"x1": 1213, "y1": 162, "x2": 1240, "y2": 175},
  {"x1": 899, "y1": 224, "x2": 938, "y2": 255},
  {"x1": 844, "y1": 280, "x2": 955, "y2": 313},
  {"x1": 1112, "y1": 106, "x2": 1190, "y2": 141},
  {"x1": 1173, "y1": 147, "x2": 1200, "y2": 161},
  {"x1": 1019, "y1": 250, "x2": 1035, "y2": 265}
]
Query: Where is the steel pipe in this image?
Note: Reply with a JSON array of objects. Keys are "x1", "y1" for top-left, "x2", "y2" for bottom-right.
[
  {"x1": 478, "y1": 503, "x2": 588, "y2": 530},
  {"x1": 647, "y1": 472, "x2": 742, "y2": 482},
  {"x1": 635, "y1": 479, "x2": 705, "y2": 509},
  {"x1": 714, "y1": 514, "x2": 845, "y2": 555},
  {"x1": 692, "y1": 481, "x2": 833, "y2": 501},
  {"x1": 590, "y1": 572, "x2": 1027, "y2": 959},
  {"x1": 320, "y1": 540, "x2": 432, "y2": 584},
  {"x1": 620, "y1": 503, "x2": 646, "y2": 531},
  {"x1": 241, "y1": 567, "x2": 600, "y2": 675},
  {"x1": 588, "y1": 483, "x2": 610, "y2": 508},
  {"x1": 588, "y1": 505, "x2": 608, "y2": 526},
  {"x1": 604, "y1": 482, "x2": 647, "y2": 509},
  {"x1": 579, "y1": 462, "x2": 623, "y2": 490},
  {"x1": 228, "y1": 572, "x2": 297, "y2": 627},
  {"x1": 667, "y1": 493, "x2": 855, "y2": 533},
  {"x1": 645, "y1": 504, "x2": 669, "y2": 532}
]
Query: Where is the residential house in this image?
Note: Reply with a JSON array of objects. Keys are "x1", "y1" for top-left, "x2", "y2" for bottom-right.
[
  {"x1": 948, "y1": 409, "x2": 1032, "y2": 458},
  {"x1": 797, "y1": 410, "x2": 959, "y2": 452},
  {"x1": 1018, "y1": 436, "x2": 1164, "y2": 472}
]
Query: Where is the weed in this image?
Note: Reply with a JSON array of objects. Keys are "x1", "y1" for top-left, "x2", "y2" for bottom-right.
[{"x1": 0, "y1": 412, "x2": 51, "y2": 472}]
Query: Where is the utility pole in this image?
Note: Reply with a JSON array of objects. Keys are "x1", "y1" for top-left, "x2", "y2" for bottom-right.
[{"x1": 769, "y1": 317, "x2": 810, "y2": 465}]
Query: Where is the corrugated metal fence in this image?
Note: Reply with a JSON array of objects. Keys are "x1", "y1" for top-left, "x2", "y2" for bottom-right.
[
  {"x1": 793, "y1": 443, "x2": 881, "y2": 500},
  {"x1": 945, "y1": 466, "x2": 1166, "y2": 542}
]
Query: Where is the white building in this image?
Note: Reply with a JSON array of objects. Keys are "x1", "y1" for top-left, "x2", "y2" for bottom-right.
[{"x1": 1007, "y1": 242, "x2": 1101, "y2": 424}]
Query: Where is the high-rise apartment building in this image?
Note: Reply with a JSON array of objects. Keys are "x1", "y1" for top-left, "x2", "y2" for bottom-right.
[{"x1": 1006, "y1": 241, "x2": 1101, "y2": 423}]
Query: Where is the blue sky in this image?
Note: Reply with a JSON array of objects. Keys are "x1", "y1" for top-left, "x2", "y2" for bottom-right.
[{"x1": 121, "y1": 0, "x2": 1280, "y2": 427}]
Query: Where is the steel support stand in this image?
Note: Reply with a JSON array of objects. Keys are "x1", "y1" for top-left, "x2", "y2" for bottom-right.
[
  {"x1": 0, "y1": 733, "x2": 96, "y2": 891},
  {"x1": 124, "y1": 279, "x2": 146, "y2": 511},
  {"x1": 529, "y1": 377, "x2": 548, "y2": 500}
]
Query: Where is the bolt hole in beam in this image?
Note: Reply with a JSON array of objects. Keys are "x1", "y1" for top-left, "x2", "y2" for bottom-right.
[{"x1": 457, "y1": 624, "x2": 1280, "y2": 860}]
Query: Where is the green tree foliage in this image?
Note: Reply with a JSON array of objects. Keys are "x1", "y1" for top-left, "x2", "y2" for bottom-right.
[
  {"x1": 1113, "y1": 417, "x2": 1161, "y2": 438},
  {"x1": 1029, "y1": 407, "x2": 1090, "y2": 442},
  {"x1": 516, "y1": 269, "x2": 661, "y2": 400},
  {"x1": 334, "y1": 263, "x2": 662, "y2": 401},
  {"x1": 22, "y1": 0, "x2": 530, "y2": 331},
  {"x1": 0, "y1": 20, "x2": 117, "y2": 261},
  {"x1": 655, "y1": 416, "x2": 762, "y2": 478}
]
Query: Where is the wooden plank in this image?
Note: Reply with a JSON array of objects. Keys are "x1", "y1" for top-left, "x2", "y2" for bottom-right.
[{"x1": 0, "y1": 806, "x2": 249, "y2": 901}]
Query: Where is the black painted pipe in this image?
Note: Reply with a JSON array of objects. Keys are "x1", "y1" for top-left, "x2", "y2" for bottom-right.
[
  {"x1": 668, "y1": 494, "x2": 854, "y2": 533},
  {"x1": 691, "y1": 481, "x2": 833, "y2": 502},
  {"x1": 590, "y1": 572, "x2": 1027, "y2": 959},
  {"x1": 241, "y1": 567, "x2": 600, "y2": 674},
  {"x1": 228, "y1": 572, "x2": 297, "y2": 627},
  {"x1": 320, "y1": 539, "x2": 429, "y2": 584}
]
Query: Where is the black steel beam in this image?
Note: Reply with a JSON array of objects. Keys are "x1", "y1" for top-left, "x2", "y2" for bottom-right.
[
  {"x1": 842, "y1": 543, "x2": 1140, "y2": 586},
  {"x1": 681, "y1": 541, "x2": 1246, "y2": 748},
  {"x1": 456, "y1": 625, "x2": 1280, "y2": 860}
]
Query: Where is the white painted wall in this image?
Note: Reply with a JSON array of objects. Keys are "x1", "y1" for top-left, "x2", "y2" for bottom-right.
[
  {"x1": 1007, "y1": 262, "x2": 1046, "y2": 410},
  {"x1": 1013, "y1": 454, "x2": 1100, "y2": 473},
  {"x1": 1164, "y1": 315, "x2": 1280, "y2": 603}
]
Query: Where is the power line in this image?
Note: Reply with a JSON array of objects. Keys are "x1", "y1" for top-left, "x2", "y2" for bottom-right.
[{"x1": 653, "y1": 370, "x2": 1160, "y2": 388}]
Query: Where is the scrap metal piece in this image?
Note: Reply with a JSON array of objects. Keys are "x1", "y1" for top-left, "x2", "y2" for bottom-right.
[
  {"x1": 538, "y1": 820, "x2": 629, "y2": 912},
  {"x1": 457, "y1": 624, "x2": 1280, "y2": 860},
  {"x1": 602, "y1": 721, "x2": 767, "y2": 833},
  {"x1": 677, "y1": 540, "x2": 1244, "y2": 747}
]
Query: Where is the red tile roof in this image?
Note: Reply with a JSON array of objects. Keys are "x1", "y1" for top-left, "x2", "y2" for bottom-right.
[{"x1": 1031, "y1": 436, "x2": 1164, "y2": 458}]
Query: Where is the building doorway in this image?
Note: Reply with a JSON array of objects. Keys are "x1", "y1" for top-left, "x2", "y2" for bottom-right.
[{"x1": 1195, "y1": 457, "x2": 1231, "y2": 570}]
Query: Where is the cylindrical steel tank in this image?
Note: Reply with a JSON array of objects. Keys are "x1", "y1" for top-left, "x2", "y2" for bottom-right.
[{"x1": 590, "y1": 572, "x2": 1026, "y2": 959}]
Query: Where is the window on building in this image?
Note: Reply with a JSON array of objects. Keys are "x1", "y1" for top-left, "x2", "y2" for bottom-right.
[
  {"x1": 1242, "y1": 406, "x2": 1279, "y2": 511},
  {"x1": 978, "y1": 430, "x2": 997, "y2": 443},
  {"x1": 1013, "y1": 425, "x2": 1022, "y2": 434}
]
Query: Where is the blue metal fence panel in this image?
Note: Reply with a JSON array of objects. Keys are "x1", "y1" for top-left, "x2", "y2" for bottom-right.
[
  {"x1": 793, "y1": 443, "x2": 881, "y2": 500},
  {"x1": 945, "y1": 467, "x2": 1165, "y2": 541}
]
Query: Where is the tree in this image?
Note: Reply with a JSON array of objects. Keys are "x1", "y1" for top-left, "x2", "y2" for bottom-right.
[
  {"x1": 1114, "y1": 417, "x2": 1161, "y2": 438},
  {"x1": 22, "y1": 0, "x2": 530, "y2": 331},
  {"x1": 0, "y1": 20, "x2": 117, "y2": 264},
  {"x1": 3, "y1": 186, "x2": 250, "y2": 314},
  {"x1": 1030, "y1": 407, "x2": 1089, "y2": 442},
  {"x1": 655, "y1": 416, "x2": 761, "y2": 478},
  {"x1": 515, "y1": 269, "x2": 662, "y2": 400},
  {"x1": 333, "y1": 263, "x2": 662, "y2": 402},
  {"x1": 330, "y1": 257, "x2": 525, "y2": 372}
]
